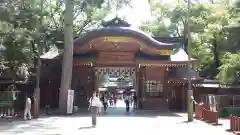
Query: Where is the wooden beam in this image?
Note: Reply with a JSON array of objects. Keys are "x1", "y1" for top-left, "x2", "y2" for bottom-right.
[
  {"x1": 95, "y1": 60, "x2": 136, "y2": 66},
  {"x1": 137, "y1": 60, "x2": 189, "y2": 64},
  {"x1": 140, "y1": 64, "x2": 188, "y2": 68},
  {"x1": 73, "y1": 60, "x2": 93, "y2": 66}
]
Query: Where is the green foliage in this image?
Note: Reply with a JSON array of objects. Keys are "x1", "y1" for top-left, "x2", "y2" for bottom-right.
[
  {"x1": 0, "y1": 1, "x2": 40, "y2": 79},
  {"x1": 141, "y1": 0, "x2": 240, "y2": 83},
  {"x1": 139, "y1": 21, "x2": 170, "y2": 36},
  {"x1": 235, "y1": 0, "x2": 240, "y2": 8},
  {"x1": 217, "y1": 53, "x2": 240, "y2": 83},
  {"x1": 0, "y1": 0, "x2": 110, "y2": 81}
]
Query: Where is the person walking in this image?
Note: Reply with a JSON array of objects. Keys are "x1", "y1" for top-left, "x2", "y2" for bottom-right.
[
  {"x1": 113, "y1": 95, "x2": 117, "y2": 107},
  {"x1": 101, "y1": 94, "x2": 108, "y2": 113},
  {"x1": 23, "y1": 94, "x2": 32, "y2": 120},
  {"x1": 133, "y1": 92, "x2": 137, "y2": 109},
  {"x1": 9, "y1": 85, "x2": 18, "y2": 116},
  {"x1": 124, "y1": 94, "x2": 130, "y2": 112},
  {"x1": 89, "y1": 92, "x2": 102, "y2": 127},
  {"x1": 109, "y1": 94, "x2": 113, "y2": 107}
]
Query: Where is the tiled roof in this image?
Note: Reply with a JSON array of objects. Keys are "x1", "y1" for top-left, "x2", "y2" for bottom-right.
[
  {"x1": 74, "y1": 27, "x2": 175, "y2": 49},
  {"x1": 153, "y1": 37, "x2": 184, "y2": 44}
]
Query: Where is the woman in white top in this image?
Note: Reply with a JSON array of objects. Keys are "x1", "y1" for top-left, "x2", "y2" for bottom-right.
[{"x1": 89, "y1": 92, "x2": 102, "y2": 127}]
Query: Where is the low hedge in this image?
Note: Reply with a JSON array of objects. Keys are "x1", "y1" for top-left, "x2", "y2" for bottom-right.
[{"x1": 220, "y1": 107, "x2": 240, "y2": 117}]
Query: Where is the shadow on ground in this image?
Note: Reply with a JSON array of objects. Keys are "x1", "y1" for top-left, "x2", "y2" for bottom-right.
[
  {"x1": 225, "y1": 129, "x2": 232, "y2": 132},
  {"x1": 0, "y1": 107, "x2": 186, "y2": 134},
  {"x1": 0, "y1": 117, "x2": 24, "y2": 126},
  {"x1": 78, "y1": 126, "x2": 95, "y2": 130},
  {"x1": 0, "y1": 119, "x2": 61, "y2": 134},
  {"x1": 98, "y1": 107, "x2": 181, "y2": 118},
  {"x1": 41, "y1": 107, "x2": 182, "y2": 118}
]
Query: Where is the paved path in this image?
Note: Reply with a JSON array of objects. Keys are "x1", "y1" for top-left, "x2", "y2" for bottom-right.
[{"x1": 0, "y1": 100, "x2": 233, "y2": 135}]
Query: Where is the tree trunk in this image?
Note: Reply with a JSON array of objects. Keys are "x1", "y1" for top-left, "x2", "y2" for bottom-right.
[
  {"x1": 59, "y1": 0, "x2": 74, "y2": 114},
  {"x1": 33, "y1": 58, "x2": 41, "y2": 118},
  {"x1": 212, "y1": 38, "x2": 220, "y2": 77},
  {"x1": 184, "y1": 36, "x2": 188, "y2": 53}
]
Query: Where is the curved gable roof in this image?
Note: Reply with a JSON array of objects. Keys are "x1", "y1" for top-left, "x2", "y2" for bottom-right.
[
  {"x1": 153, "y1": 37, "x2": 184, "y2": 44},
  {"x1": 74, "y1": 27, "x2": 176, "y2": 49}
]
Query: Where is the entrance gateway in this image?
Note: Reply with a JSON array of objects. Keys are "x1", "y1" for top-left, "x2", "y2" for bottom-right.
[
  {"x1": 40, "y1": 17, "x2": 202, "y2": 111},
  {"x1": 94, "y1": 66, "x2": 136, "y2": 101},
  {"x1": 94, "y1": 67, "x2": 136, "y2": 90}
]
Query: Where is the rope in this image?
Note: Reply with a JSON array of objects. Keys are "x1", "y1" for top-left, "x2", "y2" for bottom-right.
[
  {"x1": 192, "y1": 99, "x2": 197, "y2": 105},
  {"x1": 191, "y1": 96, "x2": 198, "y2": 105}
]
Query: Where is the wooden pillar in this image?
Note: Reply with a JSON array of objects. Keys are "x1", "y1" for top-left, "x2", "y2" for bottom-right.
[
  {"x1": 164, "y1": 67, "x2": 168, "y2": 101},
  {"x1": 94, "y1": 71, "x2": 99, "y2": 93},
  {"x1": 138, "y1": 66, "x2": 145, "y2": 109},
  {"x1": 182, "y1": 83, "x2": 186, "y2": 111},
  {"x1": 135, "y1": 65, "x2": 140, "y2": 108},
  {"x1": 166, "y1": 83, "x2": 171, "y2": 110}
]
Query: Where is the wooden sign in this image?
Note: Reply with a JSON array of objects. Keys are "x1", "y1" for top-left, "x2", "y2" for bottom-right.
[
  {"x1": 98, "y1": 52, "x2": 134, "y2": 61},
  {"x1": 159, "y1": 50, "x2": 174, "y2": 55},
  {"x1": 102, "y1": 36, "x2": 174, "y2": 55},
  {"x1": 103, "y1": 36, "x2": 133, "y2": 43}
]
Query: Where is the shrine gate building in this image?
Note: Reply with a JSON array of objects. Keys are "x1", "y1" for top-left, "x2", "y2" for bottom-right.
[{"x1": 40, "y1": 17, "x2": 202, "y2": 111}]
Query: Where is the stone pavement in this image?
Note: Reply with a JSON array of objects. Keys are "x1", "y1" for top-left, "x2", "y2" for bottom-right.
[{"x1": 0, "y1": 100, "x2": 233, "y2": 135}]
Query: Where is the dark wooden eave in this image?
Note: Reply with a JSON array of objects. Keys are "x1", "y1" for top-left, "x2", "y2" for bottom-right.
[{"x1": 168, "y1": 78, "x2": 204, "y2": 84}]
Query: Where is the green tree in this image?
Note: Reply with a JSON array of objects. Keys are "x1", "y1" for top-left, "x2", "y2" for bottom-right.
[
  {"x1": 141, "y1": 0, "x2": 238, "y2": 81},
  {"x1": 215, "y1": 0, "x2": 240, "y2": 83},
  {"x1": 0, "y1": 0, "x2": 40, "y2": 81},
  {"x1": 217, "y1": 53, "x2": 240, "y2": 83},
  {"x1": 140, "y1": 20, "x2": 170, "y2": 36},
  {"x1": 0, "y1": 0, "x2": 110, "y2": 81}
]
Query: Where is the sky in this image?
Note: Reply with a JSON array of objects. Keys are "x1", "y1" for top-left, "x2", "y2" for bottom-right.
[
  {"x1": 104, "y1": 0, "x2": 152, "y2": 28},
  {"x1": 104, "y1": 0, "x2": 214, "y2": 28}
]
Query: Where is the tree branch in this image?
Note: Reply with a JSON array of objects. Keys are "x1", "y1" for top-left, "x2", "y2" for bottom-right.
[
  {"x1": 73, "y1": 5, "x2": 85, "y2": 20},
  {"x1": 76, "y1": 19, "x2": 91, "y2": 35},
  {"x1": 80, "y1": 21, "x2": 99, "y2": 32},
  {"x1": 175, "y1": 22, "x2": 182, "y2": 37},
  {"x1": 46, "y1": 0, "x2": 59, "y2": 29}
]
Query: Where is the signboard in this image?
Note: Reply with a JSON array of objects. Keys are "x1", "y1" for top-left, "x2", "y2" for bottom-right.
[
  {"x1": 98, "y1": 52, "x2": 134, "y2": 61},
  {"x1": 67, "y1": 90, "x2": 74, "y2": 114},
  {"x1": 159, "y1": 50, "x2": 174, "y2": 55},
  {"x1": 103, "y1": 37, "x2": 132, "y2": 42},
  {"x1": 102, "y1": 36, "x2": 174, "y2": 55}
]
